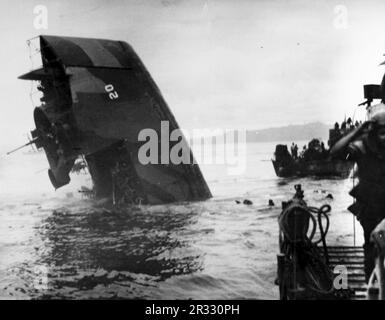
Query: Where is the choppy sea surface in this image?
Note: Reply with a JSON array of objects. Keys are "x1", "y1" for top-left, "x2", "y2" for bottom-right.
[{"x1": 0, "y1": 141, "x2": 363, "y2": 299}]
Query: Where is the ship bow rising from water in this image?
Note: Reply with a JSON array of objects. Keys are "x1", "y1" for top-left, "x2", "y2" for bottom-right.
[{"x1": 19, "y1": 35, "x2": 212, "y2": 204}]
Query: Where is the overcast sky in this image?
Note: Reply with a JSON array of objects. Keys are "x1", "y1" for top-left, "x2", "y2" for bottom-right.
[{"x1": 1, "y1": 0, "x2": 385, "y2": 151}]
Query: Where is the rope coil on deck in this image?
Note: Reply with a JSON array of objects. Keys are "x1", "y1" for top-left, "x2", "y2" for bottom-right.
[{"x1": 277, "y1": 186, "x2": 353, "y2": 299}]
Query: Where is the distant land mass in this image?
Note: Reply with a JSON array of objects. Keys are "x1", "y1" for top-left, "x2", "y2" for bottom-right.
[{"x1": 246, "y1": 122, "x2": 330, "y2": 143}]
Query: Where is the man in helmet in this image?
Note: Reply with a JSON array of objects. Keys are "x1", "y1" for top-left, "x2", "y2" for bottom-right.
[{"x1": 330, "y1": 105, "x2": 385, "y2": 281}]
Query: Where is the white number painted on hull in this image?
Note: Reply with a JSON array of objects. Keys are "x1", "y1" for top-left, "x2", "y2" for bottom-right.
[{"x1": 105, "y1": 84, "x2": 119, "y2": 100}]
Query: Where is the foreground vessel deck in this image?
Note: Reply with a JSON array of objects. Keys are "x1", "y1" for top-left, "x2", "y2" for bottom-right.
[{"x1": 320, "y1": 246, "x2": 367, "y2": 300}]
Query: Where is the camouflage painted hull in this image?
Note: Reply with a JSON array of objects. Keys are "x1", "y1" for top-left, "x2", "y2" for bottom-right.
[
  {"x1": 272, "y1": 159, "x2": 354, "y2": 178},
  {"x1": 19, "y1": 35, "x2": 212, "y2": 204}
]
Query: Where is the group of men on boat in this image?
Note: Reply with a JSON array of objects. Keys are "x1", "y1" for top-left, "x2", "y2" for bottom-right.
[
  {"x1": 286, "y1": 118, "x2": 363, "y2": 163},
  {"x1": 290, "y1": 139, "x2": 328, "y2": 162},
  {"x1": 329, "y1": 118, "x2": 363, "y2": 147}
]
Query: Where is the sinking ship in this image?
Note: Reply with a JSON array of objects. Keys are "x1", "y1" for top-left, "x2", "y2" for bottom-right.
[{"x1": 18, "y1": 35, "x2": 212, "y2": 205}]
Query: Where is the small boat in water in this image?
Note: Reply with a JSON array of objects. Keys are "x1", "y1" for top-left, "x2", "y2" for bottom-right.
[
  {"x1": 272, "y1": 131, "x2": 354, "y2": 178},
  {"x1": 272, "y1": 83, "x2": 385, "y2": 179},
  {"x1": 272, "y1": 145, "x2": 354, "y2": 178}
]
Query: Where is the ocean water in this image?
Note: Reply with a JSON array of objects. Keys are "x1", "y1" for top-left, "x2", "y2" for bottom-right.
[{"x1": 0, "y1": 141, "x2": 363, "y2": 299}]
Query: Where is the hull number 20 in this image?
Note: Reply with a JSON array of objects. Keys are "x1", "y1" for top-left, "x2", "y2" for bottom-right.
[{"x1": 105, "y1": 84, "x2": 119, "y2": 100}]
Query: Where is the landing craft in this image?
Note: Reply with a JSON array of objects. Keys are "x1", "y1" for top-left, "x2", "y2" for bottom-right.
[
  {"x1": 18, "y1": 35, "x2": 212, "y2": 205},
  {"x1": 271, "y1": 83, "x2": 385, "y2": 179}
]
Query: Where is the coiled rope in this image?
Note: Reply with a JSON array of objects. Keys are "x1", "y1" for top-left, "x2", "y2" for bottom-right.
[{"x1": 278, "y1": 202, "x2": 346, "y2": 299}]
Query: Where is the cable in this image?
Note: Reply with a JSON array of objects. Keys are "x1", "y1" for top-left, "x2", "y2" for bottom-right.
[
  {"x1": 278, "y1": 201, "x2": 351, "y2": 299},
  {"x1": 352, "y1": 167, "x2": 357, "y2": 247}
]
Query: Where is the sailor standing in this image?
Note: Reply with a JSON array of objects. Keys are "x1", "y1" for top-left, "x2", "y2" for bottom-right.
[
  {"x1": 291, "y1": 142, "x2": 298, "y2": 159},
  {"x1": 331, "y1": 105, "x2": 385, "y2": 281}
]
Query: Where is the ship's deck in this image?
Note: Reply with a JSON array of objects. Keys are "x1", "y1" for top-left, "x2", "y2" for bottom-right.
[{"x1": 320, "y1": 246, "x2": 367, "y2": 300}]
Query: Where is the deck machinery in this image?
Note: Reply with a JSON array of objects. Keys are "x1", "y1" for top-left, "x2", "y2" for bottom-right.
[{"x1": 276, "y1": 185, "x2": 385, "y2": 300}]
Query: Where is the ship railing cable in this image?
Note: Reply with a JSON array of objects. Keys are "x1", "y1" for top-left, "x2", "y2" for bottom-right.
[{"x1": 352, "y1": 164, "x2": 357, "y2": 247}]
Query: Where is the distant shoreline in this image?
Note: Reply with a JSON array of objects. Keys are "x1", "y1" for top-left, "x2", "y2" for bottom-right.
[
  {"x1": 246, "y1": 122, "x2": 330, "y2": 143},
  {"x1": 186, "y1": 122, "x2": 332, "y2": 145}
]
